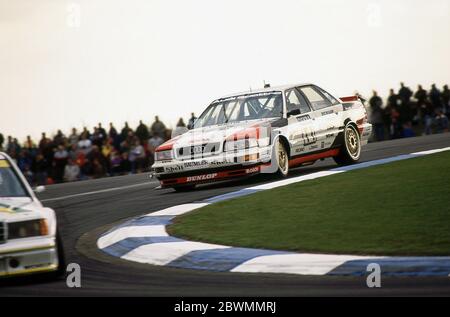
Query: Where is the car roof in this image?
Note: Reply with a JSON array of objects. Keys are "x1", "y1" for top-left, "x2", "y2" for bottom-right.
[{"x1": 215, "y1": 83, "x2": 313, "y2": 101}]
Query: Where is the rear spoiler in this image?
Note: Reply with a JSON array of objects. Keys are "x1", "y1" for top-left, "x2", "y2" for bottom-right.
[
  {"x1": 340, "y1": 95, "x2": 367, "y2": 104},
  {"x1": 340, "y1": 96, "x2": 358, "y2": 102}
]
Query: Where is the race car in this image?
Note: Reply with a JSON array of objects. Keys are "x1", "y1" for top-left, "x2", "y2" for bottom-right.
[
  {"x1": 151, "y1": 83, "x2": 372, "y2": 191},
  {"x1": 0, "y1": 152, "x2": 65, "y2": 278}
]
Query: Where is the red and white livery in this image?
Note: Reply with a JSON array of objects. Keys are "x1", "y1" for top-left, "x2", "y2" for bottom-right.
[{"x1": 151, "y1": 84, "x2": 372, "y2": 191}]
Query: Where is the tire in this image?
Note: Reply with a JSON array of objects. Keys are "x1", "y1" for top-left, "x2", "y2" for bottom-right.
[
  {"x1": 333, "y1": 124, "x2": 361, "y2": 165},
  {"x1": 46, "y1": 230, "x2": 66, "y2": 279},
  {"x1": 173, "y1": 184, "x2": 196, "y2": 192},
  {"x1": 275, "y1": 139, "x2": 289, "y2": 177}
]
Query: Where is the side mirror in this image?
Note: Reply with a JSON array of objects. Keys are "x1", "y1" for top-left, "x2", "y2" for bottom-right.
[
  {"x1": 287, "y1": 109, "x2": 301, "y2": 117},
  {"x1": 34, "y1": 186, "x2": 46, "y2": 193}
]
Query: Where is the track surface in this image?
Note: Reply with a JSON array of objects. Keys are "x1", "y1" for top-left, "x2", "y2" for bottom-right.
[{"x1": 1, "y1": 134, "x2": 450, "y2": 296}]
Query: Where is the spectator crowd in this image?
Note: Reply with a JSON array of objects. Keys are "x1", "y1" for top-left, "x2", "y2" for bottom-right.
[
  {"x1": 0, "y1": 113, "x2": 197, "y2": 186},
  {"x1": 1, "y1": 83, "x2": 449, "y2": 186},
  {"x1": 368, "y1": 83, "x2": 449, "y2": 141}
]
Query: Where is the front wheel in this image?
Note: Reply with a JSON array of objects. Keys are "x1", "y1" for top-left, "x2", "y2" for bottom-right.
[
  {"x1": 275, "y1": 139, "x2": 289, "y2": 177},
  {"x1": 333, "y1": 124, "x2": 361, "y2": 165}
]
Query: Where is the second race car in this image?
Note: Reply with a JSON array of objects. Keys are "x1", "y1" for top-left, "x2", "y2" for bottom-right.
[{"x1": 151, "y1": 83, "x2": 372, "y2": 191}]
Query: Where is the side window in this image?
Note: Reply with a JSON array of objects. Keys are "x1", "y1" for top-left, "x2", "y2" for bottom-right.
[
  {"x1": 299, "y1": 86, "x2": 332, "y2": 110},
  {"x1": 316, "y1": 86, "x2": 339, "y2": 105},
  {"x1": 285, "y1": 88, "x2": 311, "y2": 114}
]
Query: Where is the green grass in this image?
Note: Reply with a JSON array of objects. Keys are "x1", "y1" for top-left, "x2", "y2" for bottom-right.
[{"x1": 168, "y1": 151, "x2": 450, "y2": 256}]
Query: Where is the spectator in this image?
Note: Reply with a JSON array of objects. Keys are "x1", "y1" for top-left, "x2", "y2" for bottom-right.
[
  {"x1": 53, "y1": 145, "x2": 69, "y2": 183},
  {"x1": 0, "y1": 133, "x2": 4, "y2": 150},
  {"x1": 398, "y1": 82, "x2": 413, "y2": 105},
  {"x1": 53, "y1": 130, "x2": 65, "y2": 146},
  {"x1": 32, "y1": 153, "x2": 48, "y2": 185},
  {"x1": 121, "y1": 122, "x2": 132, "y2": 140},
  {"x1": 129, "y1": 139, "x2": 146, "y2": 173},
  {"x1": 81, "y1": 127, "x2": 91, "y2": 139},
  {"x1": 187, "y1": 112, "x2": 197, "y2": 129},
  {"x1": 435, "y1": 109, "x2": 449, "y2": 133},
  {"x1": 120, "y1": 152, "x2": 132, "y2": 174},
  {"x1": 135, "y1": 120, "x2": 150, "y2": 142},
  {"x1": 429, "y1": 84, "x2": 442, "y2": 110},
  {"x1": 150, "y1": 116, "x2": 167, "y2": 140},
  {"x1": 78, "y1": 132, "x2": 92, "y2": 155},
  {"x1": 422, "y1": 100, "x2": 434, "y2": 135},
  {"x1": 109, "y1": 122, "x2": 118, "y2": 139},
  {"x1": 68, "y1": 128, "x2": 79, "y2": 146},
  {"x1": 414, "y1": 85, "x2": 427, "y2": 106},
  {"x1": 23, "y1": 135, "x2": 36, "y2": 151},
  {"x1": 369, "y1": 91, "x2": 384, "y2": 141},
  {"x1": 176, "y1": 118, "x2": 186, "y2": 128},
  {"x1": 64, "y1": 158, "x2": 80, "y2": 182},
  {"x1": 442, "y1": 85, "x2": 450, "y2": 116},
  {"x1": 97, "y1": 123, "x2": 107, "y2": 144},
  {"x1": 148, "y1": 133, "x2": 164, "y2": 165},
  {"x1": 109, "y1": 150, "x2": 122, "y2": 176},
  {"x1": 387, "y1": 89, "x2": 399, "y2": 108}
]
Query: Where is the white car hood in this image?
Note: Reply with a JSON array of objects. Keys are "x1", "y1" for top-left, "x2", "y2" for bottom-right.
[
  {"x1": 172, "y1": 118, "x2": 274, "y2": 147},
  {"x1": 0, "y1": 197, "x2": 44, "y2": 222}
]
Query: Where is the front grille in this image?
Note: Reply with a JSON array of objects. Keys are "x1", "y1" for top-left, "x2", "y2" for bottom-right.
[
  {"x1": 176, "y1": 143, "x2": 221, "y2": 160},
  {"x1": 0, "y1": 221, "x2": 7, "y2": 244}
]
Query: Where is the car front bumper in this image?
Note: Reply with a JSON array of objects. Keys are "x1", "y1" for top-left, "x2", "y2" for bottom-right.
[
  {"x1": 152, "y1": 146, "x2": 273, "y2": 187},
  {"x1": 0, "y1": 237, "x2": 58, "y2": 277}
]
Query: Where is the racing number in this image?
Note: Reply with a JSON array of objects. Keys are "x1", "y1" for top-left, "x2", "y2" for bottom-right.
[{"x1": 302, "y1": 128, "x2": 317, "y2": 146}]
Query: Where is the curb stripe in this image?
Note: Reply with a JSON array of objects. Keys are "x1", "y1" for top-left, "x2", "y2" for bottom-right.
[{"x1": 98, "y1": 147, "x2": 450, "y2": 276}]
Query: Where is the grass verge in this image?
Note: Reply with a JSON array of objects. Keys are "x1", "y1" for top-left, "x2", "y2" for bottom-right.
[{"x1": 168, "y1": 151, "x2": 450, "y2": 256}]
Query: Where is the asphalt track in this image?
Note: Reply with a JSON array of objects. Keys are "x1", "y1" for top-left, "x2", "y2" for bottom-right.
[{"x1": 1, "y1": 133, "x2": 450, "y2": 296}]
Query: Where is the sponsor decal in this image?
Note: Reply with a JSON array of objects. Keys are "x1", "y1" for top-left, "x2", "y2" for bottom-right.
[
  {"x1": 309, "y1": 144, "x2": 318, "y2": 150},
  {"x1": 321, "y1": 110, "x2": 334, "y2": 116},
  {"x1": 210, "y1": 160, "x2": 228, "y2": 166},
  {"x1": 325, "y1": 133, "x2": 335, "y2": 138},
  {"x1": 295, "y1": 147, "x2": 305, "y2": 153},
  {"x1": 0, "y1": 160, "x2": 10, "y2": 168},
  {"x1": 0, "y1": 207, "x2": 14, "y2": 213},
  {"x1": 321, "y1": 141, "x2": 325, "y2": 149},
  {"x1": 165, "y1": 165, "x2": 184, "y2": 173},
  {"x1": 246, "y1": 167, "x2": 259, "y2": 174},
  {"x1": 302, "y1": 130, "x2": 317, "y2": 146},
  {"x1": 184, "y1": 160, "x2": 209, "y2": 168},
  {"x1": 296, "y1": 115, "x2": 311, "y2": 122},
  {"x1": 186, "y1": 173, "x2": 218, "y2": 182}
]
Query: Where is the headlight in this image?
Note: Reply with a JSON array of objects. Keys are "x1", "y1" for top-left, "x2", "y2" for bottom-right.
[
  {"x1": 155, "y1": 150, "x2": 174, "y2": 161},
  {"x1": 224, "y1": 138, "x2": 258, "y2": 152},
  {"x1": 8, "y1": 219, "x2": 49, "y2": 239}
]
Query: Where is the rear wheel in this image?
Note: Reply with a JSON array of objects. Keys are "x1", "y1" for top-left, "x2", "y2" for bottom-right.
[
  {"x1": 173, "y1": 184, "x2": 196, "y2": 192},
  {"x1": 275, "y1": 139, "x2": 289, "y2": 177},
  {"x1": 333, "y1": 124, "x2": 361, "y2": 165}
]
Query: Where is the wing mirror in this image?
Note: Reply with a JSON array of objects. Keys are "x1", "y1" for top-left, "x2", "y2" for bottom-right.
[
  {"x1": 33, "y1": 186, "x2": 46, "y2": 193},
  {"x1": 287, "y1": 109, "x2": 301, "y2": 117}
]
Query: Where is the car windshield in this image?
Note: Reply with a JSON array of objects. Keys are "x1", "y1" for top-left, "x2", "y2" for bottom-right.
[
  {"x1": 0, "y1": 159, "x2": 29, "y2": 197},
  {"x1": 194, "y1": 92, "x2": 283, "y2": 128}
]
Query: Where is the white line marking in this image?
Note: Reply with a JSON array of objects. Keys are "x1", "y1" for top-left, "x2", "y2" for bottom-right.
[
  {"x1": 98, "y1": 225, "x2": 168, "y2": 249},
  {"x1": 41, "y1": 182, "x2": 153, "y2": 202},
  {"x1": 231, "y1": 254, "x2": 385, "y2": 275},
  {"x1": 122, "y1": 241, "x2": 229, "y2": 266},
  {"x1": 148, "y1": 203, "x2": 210, "y2": 216}
]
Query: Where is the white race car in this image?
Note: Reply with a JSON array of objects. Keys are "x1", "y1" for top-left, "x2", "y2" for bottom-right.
[
  {"x1": 0, "y1": 152, "x2": 65, "y2": 278},
  {"x1": 152, "y1": 83, "x2": 372, "y2": 191}
]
